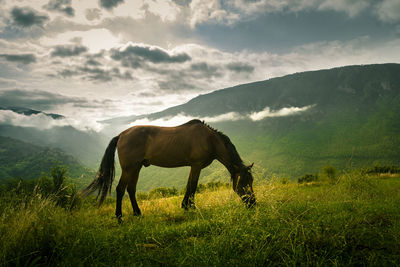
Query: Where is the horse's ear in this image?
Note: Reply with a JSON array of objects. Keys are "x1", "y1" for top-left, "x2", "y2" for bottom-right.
[{"x1": 247, "y1": 163, "x2": 254, "y2": 170}]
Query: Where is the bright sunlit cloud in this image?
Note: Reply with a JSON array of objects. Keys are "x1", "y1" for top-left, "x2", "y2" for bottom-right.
[
  {"x1": 249, "y1": 105, "x2": 314, "y2": 121},
  {"x1": 40, "y1": 28, "x2": 122, "y2": 53}
]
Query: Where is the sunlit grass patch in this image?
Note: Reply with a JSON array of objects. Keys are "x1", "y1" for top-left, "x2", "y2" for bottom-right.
[{"x1": 1, "y1": 171, "x2": 400, "y2": 266}]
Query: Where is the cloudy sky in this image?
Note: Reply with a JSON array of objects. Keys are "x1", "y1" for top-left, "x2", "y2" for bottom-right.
[{"x1": 0, "y1": 0, "x2": 400, "y2": 130}]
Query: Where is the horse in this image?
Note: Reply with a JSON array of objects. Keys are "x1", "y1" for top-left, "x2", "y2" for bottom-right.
[{"x1": 83, "y1": 119, "x2": 256, "y2": 221}]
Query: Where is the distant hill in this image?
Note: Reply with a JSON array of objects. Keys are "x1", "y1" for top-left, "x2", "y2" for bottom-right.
[
  {"x1": 0, "y1": 105, "x2": 108, "y2": 168},
  {"x1": 0, "y1": 125, "x2": 107, "y2": 167},
  {"x1": 0, "y1": 136, "x2": 91, "y2": 180},
  {"x1": 0, "y1": 106, "x2": 65, "y2": 119},
  {"x1": 103, "y1": 64, "x2": 400, "y2": 189}
]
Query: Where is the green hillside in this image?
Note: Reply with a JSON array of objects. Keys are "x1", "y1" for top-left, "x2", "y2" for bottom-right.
[
  {"x1": 102, "y1": 64, "x2": 400, "y2": 190},
  {"x1": 0, "y1": 125, "x2": 106, "y2": 168},
  {"x1": 0, "y1": 136, "x2": 90, "y2": 180}
]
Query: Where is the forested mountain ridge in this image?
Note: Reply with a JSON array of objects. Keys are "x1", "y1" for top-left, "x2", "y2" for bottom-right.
[
  {"x1": 105, "y1": 63, "x2": 400, "y2": 126},
  {"x1": 0, "y1": 136, "x2": 90, "y2": 180}
]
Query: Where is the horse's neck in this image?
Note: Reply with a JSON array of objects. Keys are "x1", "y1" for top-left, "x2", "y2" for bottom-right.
[{"x1": 215, "y1": 137, "x2": 235, "y2": 172}]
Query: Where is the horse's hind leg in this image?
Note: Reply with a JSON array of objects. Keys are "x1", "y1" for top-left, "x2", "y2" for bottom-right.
[
  {"x1": 127, "y1": 165, "x2": 142, "y2": 216},
  {"x1": 182, "y1": 165, "x2": 201, "y2": 210}
]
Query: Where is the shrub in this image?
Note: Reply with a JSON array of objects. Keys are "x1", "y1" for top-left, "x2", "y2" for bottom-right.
[
  {"x1": 148, "y1": 187, "x2": 179, "y2": 199},
  {"x1": 196, "y1": 181, "x2": 230, "y2": 193},
  {"x1": 279, "y1": 177, "x2": 290, "y2": 184},
  {"x1": 364, "y1": 165, "x2": 400, "y2": 175},
  {"x1": 0, "y1": 163, "x2": 81, "y2": 210},
  {"x1": 322, "y1": 165, "x2": 338, "y2": 183},
  {"x1": 297, "y1": 174, "x2": 318, "y2": 184}
]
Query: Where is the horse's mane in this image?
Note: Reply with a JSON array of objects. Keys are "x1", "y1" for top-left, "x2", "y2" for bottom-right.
[{"x1": 187, "y1": 119, "x2": 244, "y2": 173}]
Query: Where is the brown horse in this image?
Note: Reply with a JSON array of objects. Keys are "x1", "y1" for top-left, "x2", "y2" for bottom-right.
[{"x1": 83, "y1": 119, "x2": 255, "y2": 220}]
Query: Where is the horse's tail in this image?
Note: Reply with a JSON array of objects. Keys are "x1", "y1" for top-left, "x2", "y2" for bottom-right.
[{"x1": 82, "y1": 135, "x2": 120, "y2": 205}]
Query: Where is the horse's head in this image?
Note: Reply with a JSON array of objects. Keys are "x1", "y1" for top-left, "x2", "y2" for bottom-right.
[{"x1": 233, "y1": 163, "x2": 256, "y2": 208}]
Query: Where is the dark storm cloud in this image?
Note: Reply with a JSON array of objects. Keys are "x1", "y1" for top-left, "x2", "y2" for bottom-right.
[
  {"x1": 43, "y1": 0, "x2": 75, "y2": 17},
  {"x1": 226, "y1": 62, "x2": 254, "y2": 73},
  {"x1": 0, "y1": 89, "x2": 88, "y2": 110},
  {"x1": 111, "y1": 45, "x2": 191, "y2": 68},
  {"x1": 99, "y1": 0, "x2": 124, "y2": 10},
  {"x1": 51, "y1": 45, "x2": 88, "y2": 57},
  {"x1": 0, "y1": 53, "x2": 36, "y2": 64},
  {"x1": 11, "y1": 7, "x2": 49, "y2": 27}
]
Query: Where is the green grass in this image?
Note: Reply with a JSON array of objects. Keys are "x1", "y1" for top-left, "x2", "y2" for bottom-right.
[{"x1": 1, "y1": 172, "x2": 400, "y2": 266}]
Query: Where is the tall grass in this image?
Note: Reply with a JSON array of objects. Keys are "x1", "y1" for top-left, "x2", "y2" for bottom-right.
[{"x1": 1, "y1": 171, "x2": 400, "y2": 266}]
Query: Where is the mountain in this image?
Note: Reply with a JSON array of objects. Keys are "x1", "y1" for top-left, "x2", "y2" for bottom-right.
[
  {"x1": 104, "y1": 64, "x2": 400, "y2": 188},
  {"x1": 0, "y1": 136, "x2": 91, "y2": 181},
  {"x1": 146, "y1": 63, "x2": 400, "y2": 118}
]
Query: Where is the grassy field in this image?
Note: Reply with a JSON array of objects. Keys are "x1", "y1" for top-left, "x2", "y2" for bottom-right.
[{"x1": 1, "y1": 171, "x2": 400, "y2": 266}]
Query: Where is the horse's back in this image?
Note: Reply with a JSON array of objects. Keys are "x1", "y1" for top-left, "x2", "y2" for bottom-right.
[{"x1": 117, "y1": 121, "x2": 216, "y2": 168}]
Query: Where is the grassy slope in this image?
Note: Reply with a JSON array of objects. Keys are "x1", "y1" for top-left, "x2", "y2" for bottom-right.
[{"x1": 1, "y1": 173, "x2": 400, "y2": 266}]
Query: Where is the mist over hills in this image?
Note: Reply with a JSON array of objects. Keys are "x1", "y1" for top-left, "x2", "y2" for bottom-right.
[{"x1": 0, "y1": 107, "x2": 107, "y2": 168}]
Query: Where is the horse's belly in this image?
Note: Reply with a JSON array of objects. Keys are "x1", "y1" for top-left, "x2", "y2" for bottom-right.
[{"x1": 148, "y1": 157, "x2": 189, "y2": 168}]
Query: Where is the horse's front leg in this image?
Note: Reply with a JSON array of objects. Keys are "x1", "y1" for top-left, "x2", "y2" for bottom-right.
[{"x1": 182, "y1": 166, "x2": 201, "y2": 210}]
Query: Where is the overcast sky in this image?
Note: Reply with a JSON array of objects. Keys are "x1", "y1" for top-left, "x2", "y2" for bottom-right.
[{"x1": 0, "y1": 0, "x2": 400, "y2": 130}]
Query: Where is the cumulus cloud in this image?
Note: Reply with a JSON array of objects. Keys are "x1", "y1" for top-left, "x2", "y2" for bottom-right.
[
  {"x1": 76, "y1": 66, "x2": 133, "y2": 82},
  {"x1": 318, "y1": 0, "x2": 369, "y2": 17},
  {"x1": 188, "y1": 0, "x2": 391, "y2": 27},
  {"x1": 111, "y1": 44, "x2": 191, "y2": 67},
  {"x1": 54, "y1": 63, "x2": 133, "y2": 82},
  {"x1": 0, "y1": 53, "x2": 36, "y2": 64},
  {"x1": 190, "y1": 62, "x2": 221, "y2": 77},
  {"x1": 43, "y1": 0, "x2": 75, "y2": 17},
  {"x1": 50, "y1": 45, "x2": 88, "y2": 57},
  {"x1": 11, "y1": 6, "x2": 49, "y2": 27},
  {"x1": 99, "y1": 0, "x2": 124, "y2": 10},
  {"x1": 375, "y1": 0, "x2": 400, "y2": 22},
  {"x1": 141, "y1": 0, "x2": 181, "y2": 22},
  {"x1": 85, "y1": 8, "x2": 102, "y2": 21},
  {"x1": 189, "y1": 0, "x2": 240, "y2": 27},
  {"x1": 226, "y1": 62, "x2": 254, "y2": 73}
]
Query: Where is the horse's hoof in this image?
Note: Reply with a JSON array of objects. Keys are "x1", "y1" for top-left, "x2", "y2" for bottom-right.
[{"x1": 182, "y1": 203, "x2": 196, "y2": 210}]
